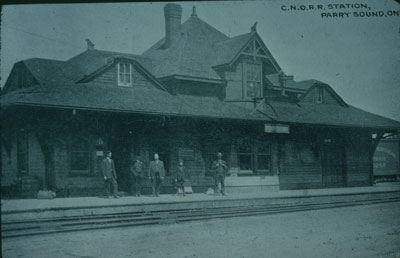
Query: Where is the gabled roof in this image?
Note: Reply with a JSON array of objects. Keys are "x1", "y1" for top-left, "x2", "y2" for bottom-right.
[
  {"x1": 44, "y1": 49, "x2": 153, "y2": 85},
  {"x1": 2, "y1": 58, "x2": 64, "y2": 93},
  {"x1": 23, "y1": 58, "x2": 65, "y2": 83},
  {"x1": 142, "y1": 15, "x2": 229, "y2": 80},
  {"x1": 77, "y1": 56, "x2": 168, "y2": 92},
  {"x1": 286, "y1": 79, "x2": 321, "y2": 91},
  {"x1": 298, "y1": 82, "x2": 347, "y2": 106},
  {"x1": 143, "y1": 14, "x2": 282, "y2": 81},
  {"x1": 215, "y1": 32, "x2": 282, "y2": 72},
  {"x1": 265, "y1": 74, "x2": 321, "y2": 91},
  {"x1": 213, "y1": 33, "x2": 254, "y2": 66}
]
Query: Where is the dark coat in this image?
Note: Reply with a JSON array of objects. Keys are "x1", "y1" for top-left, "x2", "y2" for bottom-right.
[
  {"x1": 175, "y1": 165, "x2": 187, "y2": 180},
  {"x1": 131, "y1": 160, "x2": 146, "y2": 177},
  {"x1": 102, "y1": 158, "x2": 117, "y2": 179},
  {"x1": 212, "y1": 160, "x2": 228, "y2": 176},
  {"x1": 148, "y1": 160, "x2": 165, "y2": 178}
]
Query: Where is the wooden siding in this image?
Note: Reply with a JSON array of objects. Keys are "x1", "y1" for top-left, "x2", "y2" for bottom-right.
[
  {"x1": 1, "y1": 135, "x2": 18, "y2": 187},
  {"x1": 91, "y1": 63, "x2": 155, "y2": 89},
  {"x1": 53, "y1": 134, "x2": 103, "y2": 195},
  {"x1": 345, "y1": 131, "x2": 372, "y2": 186},
  {"x1": 279, "y1": 139, "x2": 322, "y2": 190},
  {"x1": 1, "y1": 132, "x2": 45, "y2": 186}
]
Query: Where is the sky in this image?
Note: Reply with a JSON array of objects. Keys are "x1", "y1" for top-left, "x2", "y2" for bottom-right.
[{"x1": 1, "y1": 0, "x2": 399, "y2": 121}]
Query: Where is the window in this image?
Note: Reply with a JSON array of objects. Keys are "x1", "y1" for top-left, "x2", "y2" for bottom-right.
[
  {"x1": 255, "y1": 143, "x2": 271, "y2": 174},
  {"x1": 237, "y1": 139, "x2": 272, "y2": 175},
  {"x1": 17, "y1": 129, "x2": 29, "y2": 175},
  {"x1": 246, "y1": 63, "x2": 262, "y2": 98},
  {"x1": 238, "y1": 142, "x2": 253, "y2": 174},
  {"x1": 316, "y1": 87, "x2": 324, "y2": 103},
  {"x1": 117, "y1": 62, "x2": 132, "y2": 86},
  {"x1": 70, "y1": 137, "x2": 91, "y2": 174}
]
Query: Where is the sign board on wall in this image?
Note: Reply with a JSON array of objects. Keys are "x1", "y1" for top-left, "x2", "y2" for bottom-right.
[
  {"x1": 178, "y1": 147, "x2": 195, "y2": 161},
  {"x1": 264, "y1": 124, "x2": 290, "y2": 134}
]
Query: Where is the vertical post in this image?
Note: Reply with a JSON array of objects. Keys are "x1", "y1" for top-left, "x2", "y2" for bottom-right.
[{"x1": 229, "y1": 140, "x2": 239, "y2": 176}]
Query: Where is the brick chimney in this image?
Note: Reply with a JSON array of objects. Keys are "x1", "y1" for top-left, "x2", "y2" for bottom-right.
[
  {"x1": 279, "y1": 72, "x2": 294, "y2": 96},
  {"x1": 164, "y1": 4, "x2": 182, "y2": 49}
]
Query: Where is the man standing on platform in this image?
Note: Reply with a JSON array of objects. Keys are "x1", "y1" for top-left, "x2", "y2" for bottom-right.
[
  {"x1": 131, "y1": 155, "x2": 146, "y2": 197},
  {"x1": 212, "y1": 152, "x2": 229, "y2": 195},
  {"x1": 148, "y1": 153, "x2": 165, "y2": 197},
  {"x1": 102, "y1": 151, "x2": 119, "y2": 198},
  {"x1": 175, "y1": 158, "x2": 188, "y2": 196}
]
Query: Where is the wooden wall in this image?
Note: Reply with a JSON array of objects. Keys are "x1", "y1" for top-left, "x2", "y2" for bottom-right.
[
  {"x1": 345, "y1": 131, "x2": 372, "y2": 186},
  {"x1": 279, "y1": 139, "x2": 323, "y2": 190},
  {"x1": 1, "y1": 131, "x2": 46, "y2": 197}
]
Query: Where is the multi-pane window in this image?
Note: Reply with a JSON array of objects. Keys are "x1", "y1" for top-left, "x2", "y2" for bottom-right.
[
  {"x1": 256, "y1": 143, "x2": 271, "y2": 173},
  {"x1": 17, "y1": 130, "x2": 29, "y2": 175},
  {"x1": 118, "y1": 62, "x2": 132, "y2": 86},
  {"x1": 70, "y1": 137, "x2": 90, "y2": 174},
  {"x1": 316, "y1": 87, "x2": 324, "y2": 103},
  {"x1": 246, "y1": 63, "x2": 262, "y2": 98},
  {"x1": 237, "y1": 139, "x2": 271, "y2": 175}
]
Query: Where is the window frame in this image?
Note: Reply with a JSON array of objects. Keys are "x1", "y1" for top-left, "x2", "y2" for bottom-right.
[
  {"x1": 17, "y1": 129, "x2": 29, "y2": 176},
  {"x1": 237, "y1": 139, "x2": 272, "y2": 176},
  {"x1": 117, "y1": 62, "x2": 132, "y2": 87},
  {"x1": 69, "y1": 136, "x2": 93, "y2": 176},
  {"x1": 238, "y1": 152, "x2": 254, "y2": 175},
  {"x1": 245, "y1": 62, "x2": 263, "y2": 98},
  {"x1": 316, "y1": 86, "x2": 324, "y2": 104}
]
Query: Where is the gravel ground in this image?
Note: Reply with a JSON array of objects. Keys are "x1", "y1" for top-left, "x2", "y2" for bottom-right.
[{"x1": 2, "y1": 202, "x2": 400, "y2": 258}]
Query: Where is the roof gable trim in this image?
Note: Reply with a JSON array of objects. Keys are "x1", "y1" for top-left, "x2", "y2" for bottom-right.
[{"x1": 229, "y1": 33, "x2": 282, "y2": 72}]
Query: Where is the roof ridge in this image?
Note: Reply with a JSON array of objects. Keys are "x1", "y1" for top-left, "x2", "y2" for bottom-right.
[
  {"x1": 182, "y1": 16, "x2": 229, "y2": 40},
  {"x1": 215, "y1": 32, "x2": 253, "y2": 45},
  {"x1": 90, "y1": 48, "x2": 144, "y2": 58},
  {"x1": 23, "y1": 57, "x2": 64, "y2": 63}
]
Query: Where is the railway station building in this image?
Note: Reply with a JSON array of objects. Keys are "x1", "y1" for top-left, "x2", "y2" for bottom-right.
[{"x1": 1, "y1": 4, "x2": 400, "y2": 197}]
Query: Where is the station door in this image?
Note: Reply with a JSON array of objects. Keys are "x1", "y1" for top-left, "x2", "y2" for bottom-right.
[{"x1": 321, "y1": 144, "x2": 345, "y2": 187}]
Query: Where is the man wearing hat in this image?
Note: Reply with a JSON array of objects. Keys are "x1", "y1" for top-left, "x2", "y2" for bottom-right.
[
  {"x1": 175, "y1": 158, "x2": 188, "y2": 196},
  {"x1": 148, "y1": 153, "x2": 165, "y2": 197},
  {"x1": 131, "y1": 155, "x2": 146, "y2": 197},
  {"x1": 212, "y1": 152, "x2": 229, "y2": 195},
  {"x1": 102, "y1": 151, "x2": 119, "y2": 198}
]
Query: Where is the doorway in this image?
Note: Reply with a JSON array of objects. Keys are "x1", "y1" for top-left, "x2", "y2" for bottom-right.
[
  {"x1": 108, "y1": 134, "x2": 132, "y2": 193},
  {"x1": 321, "y1": 143, "x2": 345, "y2": 187}
]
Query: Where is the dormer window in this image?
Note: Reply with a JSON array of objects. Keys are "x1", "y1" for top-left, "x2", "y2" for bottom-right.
[
  {"x1": 117, "y1": 62, "x2": 132, "y2": 86},
  {"x1": 316, "y1": 86, "x2": 324, "y2": 103},
  {"x1": 246, "y1": 63, "x2": 262, "y2": 98}
]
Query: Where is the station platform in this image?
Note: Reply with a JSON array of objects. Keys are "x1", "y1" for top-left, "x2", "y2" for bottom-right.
[{"x1": 2, "y1": 183, "x2": 400, "y2": 222}]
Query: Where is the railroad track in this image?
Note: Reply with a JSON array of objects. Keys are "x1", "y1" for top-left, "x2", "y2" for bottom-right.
[{"x1": 2, "y1": 196, "x2": 400, "y2": 238}]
